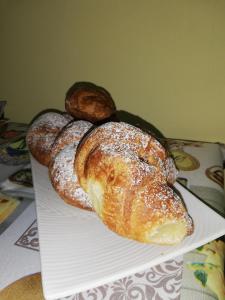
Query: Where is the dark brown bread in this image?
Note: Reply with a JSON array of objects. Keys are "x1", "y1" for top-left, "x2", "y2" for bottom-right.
[{"x1": 65, "y1": 82, "x2": 116, "y2": 122}]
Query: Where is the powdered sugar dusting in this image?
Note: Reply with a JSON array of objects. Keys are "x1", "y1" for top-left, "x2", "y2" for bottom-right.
[
  {"x1": 91, "y1": 122, "x2": 166, "y2": 162},
  {"x1": 29, "y1": 112, "x2": 73, "y2": 131},
  {"x1": 138, "y1": 183, "x2": 192, "y2": 231},
  {"x1": 99, "y1": 122, "x2": 150, "y2": 149},
  {"x1": 98, "y1": 143, "x2": 158, "y2": 184},
  {"x1": 165, "y1": 157, "x2": 178, "y2": 184},
  {"x1": 26, "y1": 112, "x2": 74, "y2": 161},
  {"x1": 50, "y1": 120, "x2": 93, "y2": 178},
  {"x1": 88, "y1": 122, "x2": 169, "y2": 185},
  {"x1": 50, "y1": 143, "x2": 92, "y2": 208},
  {"x1": 27, "y1": 132, "x2": 56, "y2": 152},
  {"x1": 58, "y1": 120, "x2": 92, "y2": 141},
  {"x1": 51, "y1": 120, "x2": 92, "y2": 155}
]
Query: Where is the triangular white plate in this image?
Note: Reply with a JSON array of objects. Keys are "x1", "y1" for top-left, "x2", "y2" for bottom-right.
[{"x1": 31, "y1": 157, "x2": 225, "y2": 300}]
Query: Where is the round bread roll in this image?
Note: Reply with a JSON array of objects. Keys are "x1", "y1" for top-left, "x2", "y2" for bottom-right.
[
  {"x1": 75, "y1": 122, "x2": 193, "y2": 245},
  {"x1": 65, "y1": 82, "x2": 116, "y2": 122},
  {"x1": 49, "y1": 120, "x2": 93, "y2": 211},
  {"x1": 26, "y1": 111, "x2": 73, "y2": 166}
]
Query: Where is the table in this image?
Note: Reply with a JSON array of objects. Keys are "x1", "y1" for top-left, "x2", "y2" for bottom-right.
[{"x1": 0, "y1": 122, "x2": 224, "y2": 300}]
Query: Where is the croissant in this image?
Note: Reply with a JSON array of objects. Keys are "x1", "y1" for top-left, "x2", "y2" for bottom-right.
[
  {"x1": 26, "y1": 111, "x2": 73, "y2": 166},
  {"x1": 75, "y1": 122, "x2": 193, "y2": 245},
  {"x1": 49, "y1": 120, "x2": 93, "y2": 211}
]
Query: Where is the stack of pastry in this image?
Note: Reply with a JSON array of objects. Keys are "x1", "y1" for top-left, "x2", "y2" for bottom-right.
[{"x1": 27, "y1": 82, "x2": 193, "y2": 245}]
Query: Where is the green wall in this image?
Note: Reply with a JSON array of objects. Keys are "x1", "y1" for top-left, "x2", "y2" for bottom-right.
[{"x1": 1, "y1": 0, "x2": 225, "y2": 142}]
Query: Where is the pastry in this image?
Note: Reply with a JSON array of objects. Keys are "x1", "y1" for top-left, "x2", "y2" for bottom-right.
[
  {"x1": 26, "y1": 111, "x2": 73, "y2": 166},
  {"x1": 75, "y1": 122, "x2": 193, "y2": 245},
  {"x1": 65, "y1": 82, "x2": 116, "y2": 122},
  {"x1": 50, "y1": 120, "x2": 93, "y2": 160},
  {"x1": 49, "y1": 120, "x2": 93, "y2": 210}
]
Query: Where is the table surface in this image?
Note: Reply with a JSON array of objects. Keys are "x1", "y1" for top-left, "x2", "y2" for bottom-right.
[{"x1": 0, "y1": 122, "x2": 224, "y2": 300}]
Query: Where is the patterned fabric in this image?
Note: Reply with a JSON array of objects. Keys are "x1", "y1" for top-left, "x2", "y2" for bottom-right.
[
  {"x1": 167, "y1": 140, "x2": 225, "y2": 300},
  {"x1": 59, "y1": 258, "x2": 183, "y2": 300},
  {"x1": 167, "y1": 139, "x2": 224, "y2": 216},
  {"x1": 181, "y1": 241, "x2": 225, "y2": 300},
  {"x1": 0, "y1": 122, "x2": 29, "y2": 165},
  {"x1": 15, "y1": 220, "x2": 39, "y2": 251}
]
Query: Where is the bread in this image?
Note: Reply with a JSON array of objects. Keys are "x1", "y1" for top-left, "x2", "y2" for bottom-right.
[
  {"x1": 75, "y1": 122, "x2": 193, "y2": 245},
  {"x1": 49, "y1": 120, "x2": 93, "y2": 210},
  {"x1": 65, "y1": 82, "x2": 116, "y2": 122},
  {"x1": 26, "y1": 111, "x2": 73, "y2": 166}
]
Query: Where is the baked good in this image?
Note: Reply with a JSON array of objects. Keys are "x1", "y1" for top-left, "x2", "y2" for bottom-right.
[
  {"x1": 65, "y1": 82, "x2": 116, "y2": 122},
  {"x1": 26, "y1": 111, "x2": 73, "y2": 166},
  {"x1": 49, "y1": 120, "x2": 93, "y2": 211},
  {"x1": 75, "y1": 122, "x2": 193, "y2": 245},
  {"x1": 50, "y1": 120, "x2": 93, "y2": 160}
]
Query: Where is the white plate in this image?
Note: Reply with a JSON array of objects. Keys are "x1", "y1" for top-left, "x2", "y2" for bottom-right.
[{"x1": 31, "y1": 157, "x2": 225, "y2": 300}]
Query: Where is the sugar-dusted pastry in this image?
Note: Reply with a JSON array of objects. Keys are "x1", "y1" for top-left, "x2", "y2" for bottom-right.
[
  {"x1": 49, "y1": 120, "x2": 93, "y2": 211},
  {"x1": 75, "y1": 122, "x2": 193, "y2": 245},
  {"x1": 65, "y1": 82, "x2": 116, "y2": 122},
  {"x1": 26, "y1": 111, "x2": 73, "y2": 166},
  {"x1": 50, "y1": 120, "x2": 93, "y2": 160}
]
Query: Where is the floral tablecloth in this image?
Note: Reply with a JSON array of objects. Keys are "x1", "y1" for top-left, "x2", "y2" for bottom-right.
[{"x1": 168, "y1": 139, "x2": 225, "y2": 300}]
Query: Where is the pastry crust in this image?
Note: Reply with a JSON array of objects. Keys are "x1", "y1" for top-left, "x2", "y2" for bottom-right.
[
  {"x1": 49, "y1": 120, "x2": 93, "y2": 211},
  {"x1": 50, "y1": 120, "x2": 93, "y2": 161},
  {"x1": 75, "y1": 122, "x2": 193, "y2": 245},
  {"x1": 76, "y1": 122, "x2": 171, "y2": 191},
  {"x1": 65, "y1": 82, "x2": 116, "y2": 122},
  {"x1": 26, "y1": 112, "x2": 73, "y2": 166}
]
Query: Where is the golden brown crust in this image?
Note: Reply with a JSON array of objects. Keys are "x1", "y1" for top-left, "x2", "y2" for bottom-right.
[
  {"x1": 75, "y1": 122, "x2": 168, "y2": 191},
  {"x1": 26, "y1": 112, "x2": 73, "y2": 166},
  {"x1": 65, "y1": 82, "x2": 116, "y2": 122},
  {"x1": 75, "y1": 122, "x2": 193, "y2": 245},
  {"x1": 49, "y1": 121, "x2": 93, "y2": 211}
]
